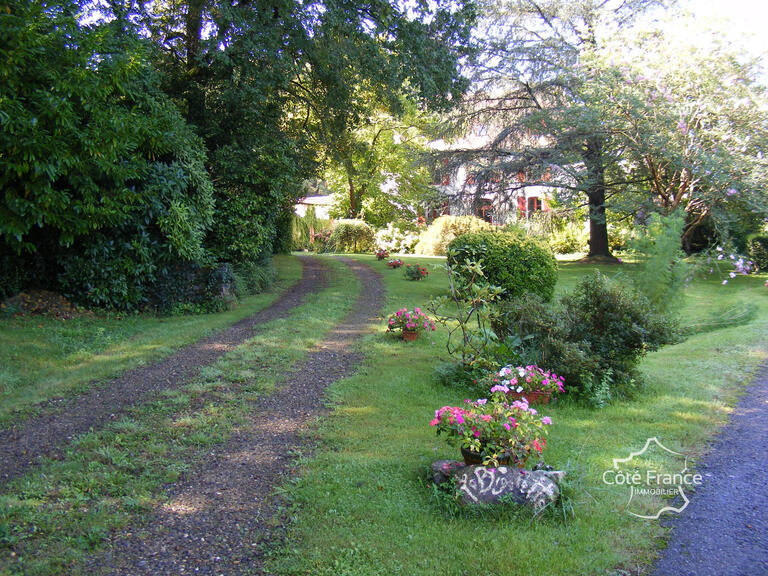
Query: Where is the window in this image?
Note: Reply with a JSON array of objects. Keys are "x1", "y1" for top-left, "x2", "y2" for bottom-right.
[
  {"x1": 477, "y1": 203, "x2": 493, "y2": 223},
  {"x1": 527, "y1": 196, "x2": 542, "y2": 214}
]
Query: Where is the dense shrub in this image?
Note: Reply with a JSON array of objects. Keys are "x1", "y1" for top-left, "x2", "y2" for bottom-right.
[
  {"x1": 560, "y1": 272, "x2": 675, "y2": 388},
  {"x1": 327, "y1": 219, "x2": 375, "y2": 253},
  {"x1": 375, "y1": 222, "x2": 420, "y2": 254},
  {"x1": 232, "y1": 259, "x2": 277, "y2": 297},
  {"x1": 58, "y1": 228, "x2": 159, "y2": 310},
  {"x1": 0, "y1": 245, "x2": 27, "y2": 300},
  {"x1": 149, "y1": 262, "x2": 236, "y2": 314},
  {"x1": 447, "y1": 230, "x2": 558, "y2": 302},
  {"x1": 549, "y1": 222, "x2": 589, "y2": 254},
  {"x1": 414, "y1": 215, "x2": 494, "y2": 256},
  {"x1": 493, "y1": 274, "x2": 676, "y2": 404},
  {"x1": 747, "y1": 235, "x2": 768, "y2": 271}
]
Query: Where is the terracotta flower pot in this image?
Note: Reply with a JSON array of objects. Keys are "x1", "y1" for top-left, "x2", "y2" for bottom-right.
[
  {"x1": 402, "y1": 330, "x2": 419, "y2": 342},
  {"x1": 460, "y1": 446, "x2": 511, "y2": 466}
]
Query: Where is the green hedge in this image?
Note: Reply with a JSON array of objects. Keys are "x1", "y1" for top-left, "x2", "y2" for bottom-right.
[{"x1": 447, "y1": 230, "x2": 558, "y2": 302}]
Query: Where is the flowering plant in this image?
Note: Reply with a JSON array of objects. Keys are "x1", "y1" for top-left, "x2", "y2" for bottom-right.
[
  {"x1": 430, "y1": 389, "x2": 552, "y2": 466},
  {"x1": 387, "y1": 258, "x2": 404, "y2": 268},
  {"x1": 403, "y1": 263, "x2": 429, "y2": 281},
  {"x1": 375, "y1": 248, "x2": 390, "y2": 260},
  {"x1": 486, "y1": 365, "x2": 565, "y2": 396},
  {"x1": 386, "y1": 307, "x2": 436, "y2": 334}
]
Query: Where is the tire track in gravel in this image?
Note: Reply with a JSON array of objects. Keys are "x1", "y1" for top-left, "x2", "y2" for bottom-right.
[
  {"x1": 93, "y1": 257, "x2": 385, "y2": 576},
  {"x1": 652, "y1": 365, "x2": 768, "y2": 576},
  {"x1": 0, "y1": 256, "x2": 329, "y2": 483}
]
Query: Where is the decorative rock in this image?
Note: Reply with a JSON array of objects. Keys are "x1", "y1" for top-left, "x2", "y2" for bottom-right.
[
  {"x1": 430, "y1": 459, "x2": 467, "y2": 484},
  {"x1": 431, "y1": 460, "x2": 565, "y2": 510}
]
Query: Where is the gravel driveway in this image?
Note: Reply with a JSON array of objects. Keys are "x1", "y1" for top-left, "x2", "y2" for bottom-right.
[{"x1": 653, "y1": 365, "x2": 768, "y2": 576}]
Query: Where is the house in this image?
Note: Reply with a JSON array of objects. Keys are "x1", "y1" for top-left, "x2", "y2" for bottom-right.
[
  {"x1": 426, "y1": 157, "x2": 553, "y2": 225},
  {"x1": 294, "y1": 194, "x2": 334, "y2": 220}
]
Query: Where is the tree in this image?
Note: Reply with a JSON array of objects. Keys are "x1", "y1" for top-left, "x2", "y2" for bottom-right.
[
  {"x1": 583, "y1": 24, "x2": 768, "y2": 250},
  {"x1": 287, "y1": 0, "x2": 475, "y2": 221},
  {"x1": 444, "y1": 0, "x2": 768, "y2": 255},
  {"x1": 442, "y1": 0, "x2": 662, "y2": 259},
  {"x1": 324, "y1": 101, "x2": 438, "y2": 227},
  {"x1": 0, "y1": 0, "x2": 214, "y2": 306}
]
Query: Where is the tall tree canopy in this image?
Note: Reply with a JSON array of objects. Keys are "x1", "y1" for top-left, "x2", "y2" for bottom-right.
[
  {"x1": 445, "y1": 0, "x2": 767, "y2": 256},
  {"x1": 0, "y1": 0, "x2": 474, "y2": 306}
]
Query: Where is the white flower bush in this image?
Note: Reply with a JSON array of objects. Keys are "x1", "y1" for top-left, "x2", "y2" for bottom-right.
[{"x1": 375, "y1": 223, "x2": 419, "y2": 254}]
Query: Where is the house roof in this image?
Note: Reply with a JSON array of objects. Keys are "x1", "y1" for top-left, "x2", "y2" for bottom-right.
[{"x1": 297, "y1": 195, "x2": 334, "y2": 206}]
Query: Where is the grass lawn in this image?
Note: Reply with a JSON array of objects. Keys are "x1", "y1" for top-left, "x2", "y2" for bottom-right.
[
  {"x1": 263, "y1": 254, "x2": 768, "y2": 576},
  {"x1": 0, "y1": 255, "x2": 302, "y2": 426},
  {"x1": 2, "y1": 253, "x2": 766, "y2": 575},
  {"x1": 0, "y1": 256, "x2": 359, "y2": 575}
]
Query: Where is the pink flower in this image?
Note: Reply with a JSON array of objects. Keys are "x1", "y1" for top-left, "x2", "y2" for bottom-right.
[
  {"x1": 430, "y1": 418, "x2": 440, "y2": 426},
  {"x1": 541, "y1": 416, "x2": 552, "y2": 425},
  {"x1": 502, "y1": 423, "x2": 511, "y2": 431}
]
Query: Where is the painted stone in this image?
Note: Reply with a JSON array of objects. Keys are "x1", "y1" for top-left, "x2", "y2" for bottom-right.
[{"x1": 430, "y1": 460, "x2": 565, "y2": 510}]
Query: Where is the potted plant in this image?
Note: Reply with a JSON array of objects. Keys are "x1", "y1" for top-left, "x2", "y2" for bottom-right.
[
  {"x1": 375, "y1": 248, "x2": 390, "y2": 260},
  {"x1": 430, "y1": 390, "x2": 553, "y2": 467},
  {"x1": 386, "y1": 307, "x2": 436, "y2": 341},
  {"x1": 485, "y1": 365, "x2": 565, "y2": 404},
  {"x1": 387, "y1": 258, "x2": 404, "y2": 268},
  {"x1": 403, "y1": 263, "x2": 429, "y2": 281}
]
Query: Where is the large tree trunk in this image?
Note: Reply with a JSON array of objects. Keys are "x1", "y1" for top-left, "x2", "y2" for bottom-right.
[
  {"x1": 347, "y1": 174, "x2": 357, "y2": 217},
  {"x1": 184, "y1": 0, "x2": 206, "y2": 129},
  {"x1": 582, "y1": 137, "x2": 617, "y2": 262}
]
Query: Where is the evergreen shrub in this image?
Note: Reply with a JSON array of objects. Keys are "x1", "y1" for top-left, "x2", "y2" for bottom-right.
[
  {"x1": 447, "y1": 230, "x2": 557, "y2": 302},
  {"x1": 327, "y1": 219, "x2": 375, "y2": 253}
]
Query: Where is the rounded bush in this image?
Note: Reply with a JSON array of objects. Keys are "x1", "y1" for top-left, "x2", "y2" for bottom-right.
[
  {"x1": 327, "y1": 219, "x2": 375, "y2": 253},
  {"x1": 414, "y1": 215, "x2": 494, "y2": 256},
  {"x1": 447, "y1": 230, "x2": 558, "y2": 302}
]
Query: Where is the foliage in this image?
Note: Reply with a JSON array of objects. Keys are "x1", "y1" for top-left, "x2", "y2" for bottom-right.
[
  {"x1": 0, "y1": 0, "x2": 216, "y2": 309},
  {"x1": 386, "y1": 307, "x2": 436, "y2": 335},
  {"x1": 549, "y1": 222, "x2": 589, "y2": 255},
  {"x1": 292, "y1": 208, "x2": 333, "y2": 252},
  {"x1": 559, "y1": 273, "x2": 677, "y2": 397},
  {"x1": 430, "y1": 389, "x2": 553, "y2": 467},
  {"x1": 0, "y1": 2, "x2": 214, "y2": 257},
  {"x1": 447, "y1": 230, "x2": 558, "y2": 302},
  {"x1": 325, "y1": 104, "x2": 438, "y2": 225},
  {"x1": 629, "y1": 212, "x2": 690, "y2": 314},
  {"x1": 375, "y1": 222, "x2": 421, "y2": 254},
  {"x1": 427, "y1": 260, "x2": 503, "y2": 366},
  {"x1": 447, "y1": 1, "x2": 768, "y2": 258},
  {"x1": 591, "y1": 24, "x2": 768, "y2": 250},
  {"x1": 148, "y1": 262, "x2": 236, "y2": 314},
  {"x1": 415, "y1": 215, "x2": 495, "y2": 256},
  {"x1": 403, "y1": 264, "x2": 429, "y2": 281},
  {"x1": 327, "y1": 220, "x2": 375, "y2": 253},
  {"x1": 493, "y1": 274, "x2": 677, "y2": 404},
  {"x1": 232, "y1": 259, "x2": 277, "y2": 298},
  {"x1": 747, "y1": 235, "x2": 768, "y2": 272}
]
